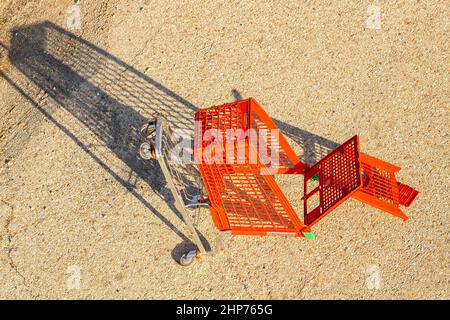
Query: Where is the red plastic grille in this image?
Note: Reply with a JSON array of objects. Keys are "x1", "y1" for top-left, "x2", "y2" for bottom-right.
[
  {"x1": 194, "y1": 98, "x2": 308, "y2": 236},
  {"x1": 303, "y1": 135, "x2": 361, "y2": 226},
  {"x1": 351, "y1": 153, "x2": 417, "y2": 220},
  {"x1": 248, "y1": 101, "x2": 308, "y2": 173}
]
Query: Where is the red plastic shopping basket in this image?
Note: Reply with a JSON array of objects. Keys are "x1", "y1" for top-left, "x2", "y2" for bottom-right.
[{"x1": 194, "y1": 98, "x2": 418, "y2": 238}]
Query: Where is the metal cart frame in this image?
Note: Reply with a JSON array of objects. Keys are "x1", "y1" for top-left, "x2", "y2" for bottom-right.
[{"x1": 140, "y1": 118, "x2": 211, "y2": 266}]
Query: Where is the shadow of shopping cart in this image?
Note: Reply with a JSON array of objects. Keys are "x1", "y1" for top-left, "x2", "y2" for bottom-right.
[{"x1": 2, "y1": 21, "x2": 364, "y2": 263}]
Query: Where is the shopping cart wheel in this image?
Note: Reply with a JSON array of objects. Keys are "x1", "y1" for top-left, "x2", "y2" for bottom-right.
[
  {"x1": 139, "y1": 142, "x2": 155, "y2": 160},
  {"x1": 140, "y1": 119, "x2": 157, "y2": 140},
  {"x1": 179, "y1": 249, "x2": 197, "y2": 266}
]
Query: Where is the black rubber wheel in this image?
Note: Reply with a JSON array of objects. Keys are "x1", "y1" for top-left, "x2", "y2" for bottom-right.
[
  {"x1": 179, "y1": 252, "x2": 195, "y2": 266},
  {"x1": 139, "y1": 142, "x2": 153, "y2": 160}
]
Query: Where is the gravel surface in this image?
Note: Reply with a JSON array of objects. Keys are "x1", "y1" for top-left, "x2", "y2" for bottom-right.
[{"x1": 0, "y1": 0, "x2": 448, "y2": 299}]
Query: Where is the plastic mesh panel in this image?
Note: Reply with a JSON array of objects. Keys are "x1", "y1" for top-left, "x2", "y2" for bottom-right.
[
  {"x1": 351, "y1": 153, "x2": 417, "y2": 220},
  {"x1": 303, "y1": 136, "x2": 361, "y2": 226},
  {"x1": 194, "y1": 98, "x2": 308, "y2": 236}
]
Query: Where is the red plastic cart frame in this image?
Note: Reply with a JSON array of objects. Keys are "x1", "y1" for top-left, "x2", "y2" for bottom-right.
[{"x1": 194, "y1": 98, "x2": 418, "y2": 238}]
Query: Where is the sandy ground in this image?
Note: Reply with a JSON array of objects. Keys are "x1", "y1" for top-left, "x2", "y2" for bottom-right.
[{"x1": 0, "y1": 0, "x2": 448, "y2": 299}]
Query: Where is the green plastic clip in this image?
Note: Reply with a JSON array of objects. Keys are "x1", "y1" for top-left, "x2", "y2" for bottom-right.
[{"x1": 304, "y1": 231, "x2": 315, "y2": 239}]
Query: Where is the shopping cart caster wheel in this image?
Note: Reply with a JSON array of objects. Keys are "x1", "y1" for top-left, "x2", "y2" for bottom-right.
[
  {"x1": 139, "y1": 142, "x2": 155, "y2": 160},
  {"x1": 179, "y1": 250, "x2": 197, "y2": 266},
  {"x1": 140, "y1": 119, "x2": 156, "y2": 140}
]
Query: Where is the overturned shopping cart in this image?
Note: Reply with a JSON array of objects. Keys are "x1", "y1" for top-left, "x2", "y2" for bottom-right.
[{"x1": 139, "y1": 98, "x2": 418, "y2": 266}]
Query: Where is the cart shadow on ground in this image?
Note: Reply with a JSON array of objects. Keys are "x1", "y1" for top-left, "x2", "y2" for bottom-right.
[{"x1": 1, "y1": 21, "x2": 338, "y2": 262}]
